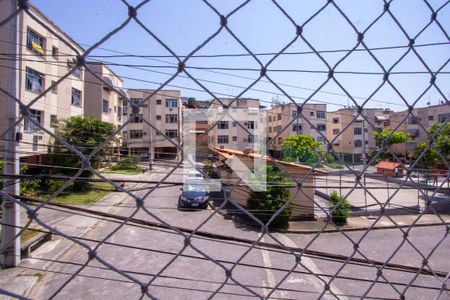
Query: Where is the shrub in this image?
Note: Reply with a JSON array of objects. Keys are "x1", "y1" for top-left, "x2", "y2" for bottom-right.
[
  {"x1": 246, "y1": 166, "x2": 292, "y2": 228},
  {"x1": 113, "y1": 156, "x2": 140, "y2": 170},
  {"x1": 0, "y1": 161, "x2": 40, "y2": 197},
  {"x1": 328, "y1": 190, "x2": 351, "y2": 225}
]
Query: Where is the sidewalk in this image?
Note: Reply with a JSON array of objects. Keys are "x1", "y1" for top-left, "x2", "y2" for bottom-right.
[
  {"x1": 281, "y1": 214, "x2": 450, "y2": 234},
  {"x1": 0, "y1": 169, "x2": 159, "y2": 299}
]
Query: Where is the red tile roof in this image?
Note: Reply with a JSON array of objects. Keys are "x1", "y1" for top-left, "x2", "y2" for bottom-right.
[{"x1": 375, "y1": 161, "x2": 402, "y2": 170}]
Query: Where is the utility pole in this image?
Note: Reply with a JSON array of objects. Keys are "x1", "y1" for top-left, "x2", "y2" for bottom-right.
[
  {"x1": 362, "y1": 118, "x2": 368, "y2": 216},
  {"x1": 1, "y1": 0, "x2": 20, "y2": 268}
]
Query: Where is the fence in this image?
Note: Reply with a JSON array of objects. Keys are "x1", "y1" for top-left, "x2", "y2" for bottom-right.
[{"x1": 1, "y1": 0, "x2": 449, "y2": 299}]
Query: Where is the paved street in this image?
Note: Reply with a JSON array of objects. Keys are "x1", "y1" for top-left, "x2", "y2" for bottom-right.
[{"x1": 17, "y1": 165, "x2": 450, "y2": 299}]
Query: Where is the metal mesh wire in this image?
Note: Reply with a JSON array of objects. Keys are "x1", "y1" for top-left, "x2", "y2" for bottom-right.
[{"x1": 0, "y1": 0, "x2": 449, "y2": 299}]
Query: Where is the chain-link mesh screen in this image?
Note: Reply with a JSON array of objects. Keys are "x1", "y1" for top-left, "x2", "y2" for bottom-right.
[{"x1": 1, "y1": 0, "x2": 449, "y2": 299}]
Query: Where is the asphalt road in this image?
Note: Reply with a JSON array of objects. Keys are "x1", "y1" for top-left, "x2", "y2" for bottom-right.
[{"x1": 27, "y1": 165, "x2": 450, "y2": 300}]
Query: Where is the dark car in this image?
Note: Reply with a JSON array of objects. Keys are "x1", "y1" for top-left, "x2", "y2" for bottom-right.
[{"x1": 178, "y1": 183, "x2": 209, "y2": 209}]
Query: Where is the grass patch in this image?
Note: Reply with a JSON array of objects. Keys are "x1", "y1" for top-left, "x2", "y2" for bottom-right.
[
  {"x1": 40, "y1": 181, "x2": 118, "y2": 205},
  {"x1": 101, "y1": 167, "x2": 144, "y2": 175},
  {"x1": 324, "y1": 162, "x2": 344, "y2": 169}
]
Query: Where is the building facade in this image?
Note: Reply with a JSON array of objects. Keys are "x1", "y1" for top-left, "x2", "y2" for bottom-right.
[
  {"x1": 326, "y1": 107, "x2": 391, "y2": 164},
  {"x1": 0, "y1": 1, "x2": 85, "y2": 157},
  {"x1": 267, "y1": 103, "x2": 327, "y2": 158},
  {"x1": 208, "y1": 98, "x2": 263, "y2": 152},
  {"x1": 122, "y1": 89, "x2": 182, "y2": 160}
]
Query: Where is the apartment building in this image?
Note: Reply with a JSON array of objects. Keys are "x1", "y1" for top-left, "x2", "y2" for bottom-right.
[
  {"x1": 84, "y1": 62, "x2": 124, "y2": 150},
  {"x1": 122, "y1": 89, "x2": 182, "y2": 160},
  {"x1": 0, "y1": 1, "x2": 85, "y2": 157},
  {"x1": 327, "y1": 107, "x2": 391, "y2": 164},
  {"x1": 388, "y1": 103, "x2": 450, "y2": 158},
  {"x1": 208, "y1": 98, "x2": 264, "y2": 152},
  {"x1": 267, "y1": 103, "x2": 327, "y2": 158}
]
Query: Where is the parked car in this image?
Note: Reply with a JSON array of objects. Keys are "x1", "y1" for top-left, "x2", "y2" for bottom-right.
[
  {"x1": 186, "y1": 170, "x2": 204, "y2": 181},
  {"x1": 178, "y1": 183, "x2": 209, "y2": 209}
]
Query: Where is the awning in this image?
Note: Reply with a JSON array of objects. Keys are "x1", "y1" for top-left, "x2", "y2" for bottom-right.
[{"x1": 375, "y1": 115, "x2": 387, "y2": 122}]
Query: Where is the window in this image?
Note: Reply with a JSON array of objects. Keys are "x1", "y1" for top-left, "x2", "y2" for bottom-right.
[
  {"x1": 428, "y1": 115, "x2": 434, "y2": 121},
  {"x1": 71, "y1": 88, "x2": 81, "y2": 106},
  {"x1": 217, "y1": 135, "x2": 229, "y2": 144},
  {"x1": 52, "y1": 46, "x2": 58, "y2": 58},
  {"x1": 310, "y1": 111, "x2": 314, "y2": 117},
  {"x1": 408, "y1": 116, "x2": 418, "y2": 124},
  {"x1": 117, "y1": 107, "x2": 122, "y2": 122},
  {"x1": 438, "y1": 113, "x2": 450, "y2": 123},
  {"x1": 165, "y1": 129, "x2": 178, "y2": 138},
  {"x1": 102, "y1": 99, "x2": 109, "y2": 114},
  {"x1": 232, "y1": 121, "x2": 237, "y2": 127},
  {"x1": 268, "y1": 127, "x2": 272, "y2": 133},
  {"x1": 25, "y1": 68, "x2": 44, "y2": 93},
  {"x1": 32, "y1": 135, "x2": 39, "y2": 152},
  {"x1": 247, "y1": 135, "x2": 255, "y2": 143},
  {"x1": 26, "y1": 28, "x2": 44, "y2": 56},
  {"x1": 354, "y1": 140, "x2": 363, "y2": 147},
  {"x1": 129, "y1": 130, "x2": 143, "y2": 139},
  {"x1": 156, "y1": 115, "x2": 161, "y2": 120},
  {"x1": 354, "y1": 127, "x2": 362, "y2": 135},
  {"x1": 274, "y1": 125, "x2": 281, "y2": 133},
  {"x1": 268, "y1": 116, "x2": 272, "y2": 122},
  {"x1": 131, "y1": 114, "x2": 143, "y2": 123},
  {"x1": 217, "y1": 121, "x2": 228, "y2": 129},
  {"x1": 293, "y1": 124, "x2": 302, "y2": 132},
  {"x1": 317, "y1": 136, "x2": 325, "y2": 143},
  {"x1": 232, "y1": 136, "x2": 237, "y2": 142},
  {"x1": 317, "y1": 111, "x2": 326, "y2": 119},
  {"x1": 166, "y1": 98, "x2": 178, "y2": 108},
  {"x1": 24, "y1": 109, "x2": 42, "y2": 132},
  {"x1": 278, "y1": 137, "x2": 282, "y2": 145},
  {"x1": 333, "y1": 128, "x2": 340, "y2": 134},
  {"x1": 277, "y1": 113, "x2": 282, "y2": 120},
  {"x1": 247, "y1": 121, "x2": 256, "y2": 129},
  {"x1": 51, "y1": 80, "x2": 57, "y2": 94},
  {"x1": 67, "y1": 59, "x2": 81, "y2": 78},
  {"x1": 333, "y1": 117, "x2": 339, "y2": 124},
  {"x1": 317, "y1": 124, "x2": 326, "y2": 132},
  {"x1": 50, "y1": 115, "x2": 57, "y2": 127},
  {"x1": 156, "y1": 99, "x2": 162, "y2": 105},
  {"x1": 165, "y1": 114, "x2": 178, "y2": 123},
  {"x1": 130, "y1": 98, "x2": 142, "y2": 107},
  {"x1": 292, "y1": 111, "x2": 298, "y2": 118}
]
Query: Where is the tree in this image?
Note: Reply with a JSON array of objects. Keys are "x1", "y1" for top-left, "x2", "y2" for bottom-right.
[
  {"x1": 373, "y1": 129, "x2": 410, "y2": 161},
  {"x1": 414, "y1": 122, "x2": 450, "y2": 168},
  {"x1": 281, "y1": 135, "x2": 323, "y2": 165},
  {"x1": 328, "y1": 190, "x2": 351, "y2": 225},
  {"x1": 246, "y1": 166, "x2": 291, "y2": 228},
  {"x1": 50, "y1": 116, "x2": 117, "y2": 190},
  {"x1": 187, "y1": 97, "x2": 196, "y2": 108}
]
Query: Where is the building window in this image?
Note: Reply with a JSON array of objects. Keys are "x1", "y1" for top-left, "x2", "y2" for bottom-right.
[
  {"x1": 217, "y1": 135, "x2": 229, "y2": 144},
  {"x1": 310, "y1": 111, "x2": 314, "y2": 117},
  {"x1": 292, "y1": 111, "x2": 298, "y2": 118},
  {"x1": 354, "y1": 140, "x2": 363, "y2": 147},
  {"x1": 52, "y1": 46, "x2": 58, "y2": 58},
  {"x1": 156, "y1": 115, "x2": 161, "y2": 120},
  {"x1": 232, "y1": 136, "x2": 237, "y2": 142},
  {"x1": 130, "y1": 98, "x2": 142, "y2": 107},
  {"x1": 277, "y1": 113, "x2": 282, "y2": 120},
  {"x1": 102, "y1": 99, "x2": 109, "y2": 114},
  {"x1": 156, "y1": 99, "x2": 162, "y2": 105},
  {"x1": 165, "y1": 129, "x2": 178, "y2": 138},
  {"x1": 268, "y1": 116, "x2": 272, "y2": 122},
  {"x1": 51, "y1": 80, "x2": 57, "y2": 94},
  {"x1": 26, "y1": 28, "x2": 44, "y2": 56},
  {"x1": 67, "y1": 59, "x2": 81, "y2": 78},
  {"x1": 354, "y1": 127, "x2": 362, "y2": 135},
  {"x1": 317, "y1": 111, "x2": 326, "y2": 119},
  {"x1": 165, "y1": 114, "x2": 178, "y2": 123},
  {"x1": 428, "y1": 115, "x2": 434, "y2": 121},
  {"x1": 268, "y1": 127, "x2": 272, "y2": 133},
  {"x1": 166, "y1": 98, "x2": 178, "y2": 108},
  {"x1": 408, "y1": 116, "x2": 418, "y2": 124},
  {"x1": 317, "y1": 124, "x2": 326, "y2": 132},
  {"x1": 438, "y1": 113, "x2": 450, "y2": 123},
  {"x1": 232, "y1": 121, "x2": 237, "y2": 127},
  {"x1": 50, "y1": 115, "x2": 57, "y2": 127},
  {"x1": 247, "y1": 135, "x2": 255, "y2": 143},
  {"x1": 317, "y1": 136, "x2": 325, "y2": 143},
  {"x1": 25, "y1": 67, "x2": 44, "y2": 93},
  {"x1": 217, "y1": 121, "x2": 228, "y2": 129},
  {"x1": 247, "y1": 121, "x2": 256, "y2": 129},
  {"x1": 278, "y1": 137, "x2": 282, "y2": 144},
  {"x1": 274, "y1": 125, "x2": 281, "y2": 133},
  {"x1": 333, "y1": 117, "x2": 339, "y2": 124},
  {"x1": 333, "y1": 128, "x2": 340, "y2": 134},
  {"x1": 117, "y1": 106, "x2": 122, "y2": 122},
  {"x1": 131, "y1": 114, "x2": 143, "y2": 123},
  {"x1": 293, "y1": 124, "x2": 302, "y2": 132},
  {"x1": 129, "y1": 130, "x2": 143, "y2": 139},
  {"x1": 24, "y1": 109, "x2": 42, "y2": 132},
  {"x1": 32, "y1": 135, "x2": 39, "y2": 152},
  {"x1": 71, "y1": 88, "x2": 82, "y2": 106}
]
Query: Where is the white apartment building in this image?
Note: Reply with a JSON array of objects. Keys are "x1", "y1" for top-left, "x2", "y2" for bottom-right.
[
  {"x1": 0, "y1": 1, "x2": 85, "y2": 157},
  {"x1": 267, "y1": 103, "x2": 327, "y2": 158},
  {"x1": 208, "y1": 98, "x2": 263, "y2": 152},
  {"x1": 122, "y1": 89, "x2": 182, "y2": 160}
]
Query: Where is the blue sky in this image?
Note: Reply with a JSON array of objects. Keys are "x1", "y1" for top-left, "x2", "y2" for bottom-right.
[{"x1": 32, "y1": 0, "x2": 449, "y2": 111}]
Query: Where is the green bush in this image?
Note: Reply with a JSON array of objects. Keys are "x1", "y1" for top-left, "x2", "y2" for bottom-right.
[
  {"x1": 328, "y1": 190, "x2": 351, "y2": 225},
  {"x1": 247, "y1": 166, "x2": 292, "y2": 228},
  {"x1": 0, "y1": 161, "x2": 40, "y2": 197},
  {"x1": 113, "y1": 156, "x2": 140, "y2": 170}
]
